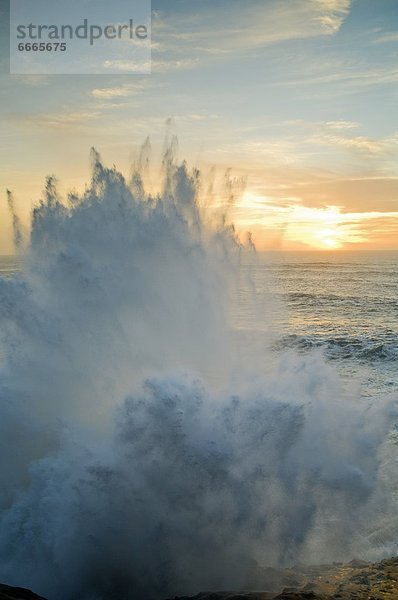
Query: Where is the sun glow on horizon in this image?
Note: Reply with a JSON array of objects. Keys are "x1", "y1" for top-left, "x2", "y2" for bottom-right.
[
  {"x1": 314, "y1": 228, "x2": 342, "y2": 249},
  {"x1": 234, "y1": 191, "x2": 398, "y2": 251}
]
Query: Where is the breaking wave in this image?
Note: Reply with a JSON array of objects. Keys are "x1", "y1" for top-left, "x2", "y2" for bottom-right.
[
  {"x1": 1, "y1": 140, "x2": 398, "y2": 600},
  {"x1": 275, "y1": 334, "x2": 398, "y2": 363}
]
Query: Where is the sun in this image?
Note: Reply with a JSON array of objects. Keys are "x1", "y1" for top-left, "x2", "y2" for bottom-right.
[
  {"x1": 232, "y1": 193, "x2": 374, "y2": 251},
  {"x1": 315, "y1": 228, "x2": 342, "y2": 249},
  {"x1": 287, "y1": 206, "x2": 347, "y2": 250}
]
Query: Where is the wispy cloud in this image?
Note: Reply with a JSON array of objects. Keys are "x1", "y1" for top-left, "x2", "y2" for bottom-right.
[
  {"x1": 312, "y1": 122, "x2": 398, "y2": 155},
  {"x1": 152, "y1": 0, "x2": 353, "y2": 70},
  {"x1": 3, "y1": 111, "x2": 100, "y2": 131},
  {"x1": 313, "y1": 133, "x2": 386, "y2": 153},
  {"x1": 103, "y1": 60, "x2": 151, "y2": 73},
  {"x1": 91, "y1": 82, "x2": 150, "y2": 99},
  {"x1": 103, "y1": 58, "x2": 198, "y2": 73},
  {"x1": 231, "y1": 187, "x2": 398, "y2": 250},
  {"x1": 92, "y1": 87, "x2": 135, "y2": 100},
  {"x1": 312, "y1": 0, "x2": 352, "y2": 34},
  {"x1": 373, "y1": 32, "x2": 398, "y2": 44},
  {"x1": 151, "y1": 58, "x2": 200, "y2": 72},
  {"x1": 325, "y1": 120, "x2": 360, "y2": 130},
  {"x1": 250, "y1": 174, "x2": 398, "y2": 214},
  {"x1": 275, "y1": 63, "x2": 398, "y2": 90}
]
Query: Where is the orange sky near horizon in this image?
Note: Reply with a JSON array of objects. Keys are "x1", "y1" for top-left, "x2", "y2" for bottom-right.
[{"x1": 1, "y1": 172, "x2": 398, "y2": 254}]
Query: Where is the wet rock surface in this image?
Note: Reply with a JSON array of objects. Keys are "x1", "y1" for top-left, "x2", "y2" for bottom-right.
[
  {"x1": 165, "y1": 556, "x2": 398, "y2": 600},
  {"x1": 2, "y1": 557, "x2": 398, "y2": 600}
]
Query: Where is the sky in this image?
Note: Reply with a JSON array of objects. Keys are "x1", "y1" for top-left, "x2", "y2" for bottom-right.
[{"x1": 1, "y1": 0, "x2": 398, "y2": 252}]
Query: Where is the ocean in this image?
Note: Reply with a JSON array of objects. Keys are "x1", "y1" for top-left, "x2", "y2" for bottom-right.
[
  {"x1": 238, "y1": 250, "x2": 398, "y2": 399},
  {"x1": 0, "y1": 255, "x2": 21, "y2": 277},
  {"x1": 1, "y1": 250, "x2": 397, "y2": 399}
]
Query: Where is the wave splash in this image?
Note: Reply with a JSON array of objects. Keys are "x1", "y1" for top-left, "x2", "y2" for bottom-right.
[{"x1": 0, "y1": 141, "x2": 398, "y2": 600}]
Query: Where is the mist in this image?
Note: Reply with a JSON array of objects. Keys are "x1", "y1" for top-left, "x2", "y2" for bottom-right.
[{"x1": 0, "y1": 141, "x2": 398, "y2": 600}]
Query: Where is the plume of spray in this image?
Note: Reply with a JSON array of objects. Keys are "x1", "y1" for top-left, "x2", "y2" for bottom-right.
[
  {"x1": 0, "y1": 138, "x2": 398, "y2": 600},
  {"x1": 6, "y1": 190, "x2": 24, "y2": 249}
]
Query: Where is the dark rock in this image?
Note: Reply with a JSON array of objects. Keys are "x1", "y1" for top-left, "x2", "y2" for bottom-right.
[
  {"x1": 274, "y1": 592, "x2": 326, "y2": 600},
  {"x1": 0, "y1": 583, "x2": 48, "y2": 600},
  {"x1": 165, "y1": 593, "x2": 274, "y2": 600},
  {"x1": 346, "y1": 560, "x2": 369, "y2": 569}
]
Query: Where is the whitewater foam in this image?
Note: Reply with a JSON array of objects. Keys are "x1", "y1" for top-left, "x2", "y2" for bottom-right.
[{"x1": 0, "y1": 142, "x2": 398, "y2": 600}]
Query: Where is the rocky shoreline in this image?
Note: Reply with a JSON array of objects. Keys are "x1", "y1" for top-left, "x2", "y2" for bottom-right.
[
  {"x1": 166, "y1": 557, "x2": 398, "y2": 599},
  {"x1": 2, "y1": 557, "x2": 398, "y2": 600}
]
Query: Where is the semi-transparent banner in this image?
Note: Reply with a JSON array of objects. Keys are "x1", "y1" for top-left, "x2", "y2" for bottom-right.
[{"x1": 10, "y1": 0, "x2": 151, "y2": 74}]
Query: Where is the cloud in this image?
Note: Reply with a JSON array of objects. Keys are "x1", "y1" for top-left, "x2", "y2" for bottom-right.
[
  {"x1": 275, "y1": 63, "x2": 398, "y2": 90},
  {"x1": 231, "y1": 187, "x2": 398, "y2": 250},
  {"x1": 206, "y1": 117, "x2": 396, "y2": 174},
  {"x1": 325, "y1": 121, "x2": 360, "y2": 130},
  {"x1": 266, "y1": 204, "x2": 397, "y2": 249},
  {"x1": 39, "y1": 112, "x2": 100, "y2": 128},
  {"x1": 313, "y1": 133, "x2": 386, "y2": 153},
  {"x1": 91, "y1": 82, "x2": 150, "y2": 100},
  {"x1": 151, "y1": 58, "x2": 200, "y2": 72},
  {"x1": 102, "y1": 60, "x2": 151, "y2": 73},
  {"x1": 373, "y1": 32, "x2": 398, "y2": 44},
  {"x1": 254, "y1": 175, "x2": 398, "y2": 214},
  {"x1": 91, "y1": 87, "x2": 135, "y2": 100},
  {"x1": 103, "y1": 58, "x2": 198, "y2": 73},
  {"x1": 295, "y1": 176, "x2": 398, "y2": 213},
  {"x1": 151, "y1": 0, "x2": 353, "y2": 70},
  {"x1": 3, "y1": 111, "x2": 100, "y2": 131},
  {"x1": 312, "y1": 0, "x2": 352, "y2": 34},
  {"x1": 310, "y1": 121, "x2": 398, "y2": 156}
]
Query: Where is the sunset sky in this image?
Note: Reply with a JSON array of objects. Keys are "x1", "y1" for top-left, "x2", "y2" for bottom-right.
[{"x1": 1, "y1": 0, "x2": 398, "y2": 252}]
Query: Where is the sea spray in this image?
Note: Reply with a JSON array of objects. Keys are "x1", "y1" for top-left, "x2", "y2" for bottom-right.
[{"x1": 0, "y1": 142, "x2": 398, "y2": 600}]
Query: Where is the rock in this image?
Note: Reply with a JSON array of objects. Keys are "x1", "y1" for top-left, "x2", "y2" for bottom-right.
[
  {"x1": 165, "y1": 593, "x2": 274, "y2": 600},
  {"x1": 0, "y1": 583, "x2": 48, "y2": 600},
  {"x1": 164, "y1": 556, "x2": 398, "y2": 600},
  {"x1": 274, "y1": 591, "x2": 326, "y2": 599},
  {"x1": 4, "y1": 556, "x2": 398, "y2": 600},
  {"x1": 346, "y1": 559, "x2": 369, "y2": 569}
]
